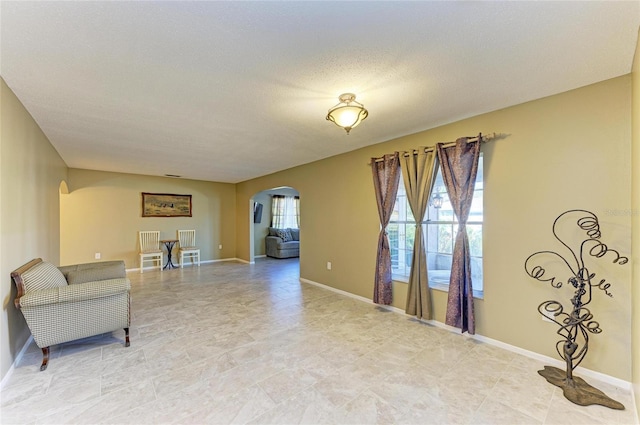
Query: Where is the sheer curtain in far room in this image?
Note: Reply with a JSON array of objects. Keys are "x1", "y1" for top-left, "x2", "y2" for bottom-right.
[{"x1": 271, "y1": 195, "x2": 299, "y2": 229}]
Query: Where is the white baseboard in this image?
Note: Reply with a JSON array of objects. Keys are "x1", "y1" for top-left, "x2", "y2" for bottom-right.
[
  {"x1": 125, "y1": 257, "x2": 241, "y2": 272},
  {"x1": 234, "y1": 258, "x2": 252, "y2": 264},
  {"x1": 299, "y1": 277, "x2": 634, "y2": 391},
  {"x1": 301, "y1": 278, "x2": 372, "y2": 304},
  {"x1": 255, "y1": 255, "x2": 267, "y2": 259},
  {"x1": 204, "y1": 258, "x2": 244, "y2": 264},
  {"x1": 1, "y1": 335, "x2": 33, "y2": 389},
  {"x1": 126, "y1": 265, "x2": 163, "y2": 273}
]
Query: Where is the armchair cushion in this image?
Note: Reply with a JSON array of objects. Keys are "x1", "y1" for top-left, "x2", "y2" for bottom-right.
[
  {"x1": 61, "y1": 278, "x2": 130, "y2": 303},
  {"x1": 66, "y1": 263, "x2": 126, "y2": 285},
  {"x1": 21, "y1": 262, "x2": 68, "y2": 292}
]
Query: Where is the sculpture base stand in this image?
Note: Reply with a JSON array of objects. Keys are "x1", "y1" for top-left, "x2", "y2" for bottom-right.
[{"x1": 538, "y1": 366, "x2": 624, "y2": 410}]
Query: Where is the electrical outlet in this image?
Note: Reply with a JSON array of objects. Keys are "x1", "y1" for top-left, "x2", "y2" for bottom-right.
[
  {"x1": 327, "y1": 261, "x2": 332, "y2": 270},
  {"x1": 94, "y1": 252, "x2": 101, "y2": 260},
  {"x1": 219, "y1": 244, "x2": 223, "y2": 249}
]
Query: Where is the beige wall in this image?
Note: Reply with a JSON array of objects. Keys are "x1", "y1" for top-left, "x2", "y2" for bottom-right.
[
  {"x1": 631, "y1": 27, "x2": 640, "y2": 420},
  {"x1": 237, "y1": 76, "x2": 633, "y2": 380},
  {"x1": 0, "y1": 79, "x2": 68, "y2": 379},
  {"x1": 0, "y1": 69, "x2": 636, "y2": 393},
  {"x1": 61, "y1": 169, "x2": 236, "y2": 268}
]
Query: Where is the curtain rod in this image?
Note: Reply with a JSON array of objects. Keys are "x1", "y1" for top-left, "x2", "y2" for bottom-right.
[{"x1": 369, "y1": 132, "x2": 497, "y2": 165}]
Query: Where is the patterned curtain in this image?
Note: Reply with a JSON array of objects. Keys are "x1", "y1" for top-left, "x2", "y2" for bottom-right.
[
  {"x1": 400, "y1": 149, "x2": 439, "y2": 319},
  {"x1": 436, "y1": 138, "x2": 481, "y2": 334},
  {"x1": 371, "y1": 153, "x2": 400, "y2": 305}
]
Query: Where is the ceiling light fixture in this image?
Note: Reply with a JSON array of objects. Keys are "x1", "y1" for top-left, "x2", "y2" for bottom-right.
[{"x1": 326, "y1": 93, "x2": 368, "y2": 135}]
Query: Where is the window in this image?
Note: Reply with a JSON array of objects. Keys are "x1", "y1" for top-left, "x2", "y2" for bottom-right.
[
  {"x1": 389, "y1": 155, "x2": 483, "y2": 296},
  {"x1": 271, "y1": 195, "x2": 299, "y2": 229}
]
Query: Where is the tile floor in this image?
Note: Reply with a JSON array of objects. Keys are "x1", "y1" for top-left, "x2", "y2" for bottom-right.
[{"x1": 1, "y1": 258, "x2": 637, "y2": 424}]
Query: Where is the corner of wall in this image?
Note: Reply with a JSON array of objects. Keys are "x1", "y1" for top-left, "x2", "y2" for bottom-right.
[
  {"x1": 630, "y1": 25, "x2": 640, "y2": 424},
  {"x1": 0, "y1": 79, "x2": 68, "y2": 381}
]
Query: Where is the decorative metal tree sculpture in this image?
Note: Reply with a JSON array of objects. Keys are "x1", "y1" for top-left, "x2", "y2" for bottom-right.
[{"x1": 524, "y1": 210, "x2": 626, "y2": 410}]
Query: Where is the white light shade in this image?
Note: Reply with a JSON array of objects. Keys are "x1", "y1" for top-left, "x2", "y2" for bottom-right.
[{"x1": 326, "y1": 93, "x2": 368, "y2": 135}]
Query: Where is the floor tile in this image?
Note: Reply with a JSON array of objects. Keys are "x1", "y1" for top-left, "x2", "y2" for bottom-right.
[{"x1": 0, "y1": 258, "x2": 636, "y2": 425}]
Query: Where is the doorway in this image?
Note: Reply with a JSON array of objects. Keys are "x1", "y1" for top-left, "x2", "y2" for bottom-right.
[{"x1": 249, "y1": 186, "x2": 300, "y2": 268}]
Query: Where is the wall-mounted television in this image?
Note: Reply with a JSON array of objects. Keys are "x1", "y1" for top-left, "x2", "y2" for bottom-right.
[{"x1": 253, "y1": 202, "x2": 263, "y2": 223}]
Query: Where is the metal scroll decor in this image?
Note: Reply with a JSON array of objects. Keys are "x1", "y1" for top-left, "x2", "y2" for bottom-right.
[{"x1": 524, "y1": 210, "x2": 627, "y2": 410}]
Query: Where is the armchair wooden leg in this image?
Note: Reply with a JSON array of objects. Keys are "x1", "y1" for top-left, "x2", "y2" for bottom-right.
[
  {"x1": 40, "y1": 347, "x2": 50, "y2": 371},
  {"x1": 124, "y1": 327, "x2": 130, "y2": 347}
]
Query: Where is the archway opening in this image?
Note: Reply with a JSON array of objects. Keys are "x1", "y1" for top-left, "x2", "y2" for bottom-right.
[{"x1": 249, "y1": 186, "x2": 300, "y2": 272}]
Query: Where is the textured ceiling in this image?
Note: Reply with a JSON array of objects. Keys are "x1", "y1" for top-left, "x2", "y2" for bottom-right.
[{"x1": 1, "y1": 1, "x2": 639, "y2": 183}]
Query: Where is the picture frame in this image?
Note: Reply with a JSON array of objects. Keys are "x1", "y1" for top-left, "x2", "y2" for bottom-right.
[{"x1": 142, "y1": 192, "x2": 192, "y2": 217}]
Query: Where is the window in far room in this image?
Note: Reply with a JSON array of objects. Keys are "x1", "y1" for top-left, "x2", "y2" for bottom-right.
[{"x1": 271, "y1": 195, "x2": 300, "y2": 229}]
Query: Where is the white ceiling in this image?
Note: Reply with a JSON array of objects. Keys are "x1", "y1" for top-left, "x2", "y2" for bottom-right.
[{"x1": 1, "y1": 1, "x2": 639, "y2": 183}]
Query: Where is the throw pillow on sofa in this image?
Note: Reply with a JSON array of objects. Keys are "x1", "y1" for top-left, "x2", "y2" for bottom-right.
[{"x1": 276, "y1": 228, "x2": 293, "y2": 242}]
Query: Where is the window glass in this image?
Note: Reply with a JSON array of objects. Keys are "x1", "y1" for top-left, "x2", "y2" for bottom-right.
[{"x1": 389, "y1": 154, "x2": 483, "y2": 295}]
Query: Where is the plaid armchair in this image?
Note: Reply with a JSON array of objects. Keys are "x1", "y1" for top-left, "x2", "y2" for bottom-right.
[{"x1": 11, "y1": 258, "x2": 131, "y2": 371}]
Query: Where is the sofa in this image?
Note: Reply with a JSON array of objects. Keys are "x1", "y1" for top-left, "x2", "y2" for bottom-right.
[
  {"x1": 266, "y1": 227, "x2": 300, "y2": 258},
  {"x1": 11, "y1": 258, "x2": 131, "y2": 371}
]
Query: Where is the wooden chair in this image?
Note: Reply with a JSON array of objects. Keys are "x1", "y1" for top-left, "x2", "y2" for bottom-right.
[
  {"x1": 177, "y1": 230, "x2": 200, "y2": 268},
  {"x1": 139, "y1": 231, "x2": 163, "y2": 273}
]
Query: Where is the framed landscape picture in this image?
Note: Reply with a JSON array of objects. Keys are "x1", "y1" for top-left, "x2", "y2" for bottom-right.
[{"x1": 142, "y1": 193, "x2": 192, "y2": 217}]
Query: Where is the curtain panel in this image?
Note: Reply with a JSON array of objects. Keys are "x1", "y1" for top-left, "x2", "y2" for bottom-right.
[
  {"x1": 400, "y1": 149, "x2": 439, "y2": 319},
  {"x1": 371, "y1": 152, "x2": 400, "y2": 305},
  {"x1": 271, "y1": 195, "x2": 285, "y2": 228},
  {"x1": 436, "y1": 138, "x2": 481, "y2": 334},
  {"x1": 271, "y1": 195, "x2": 299, "y2": 229}
]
